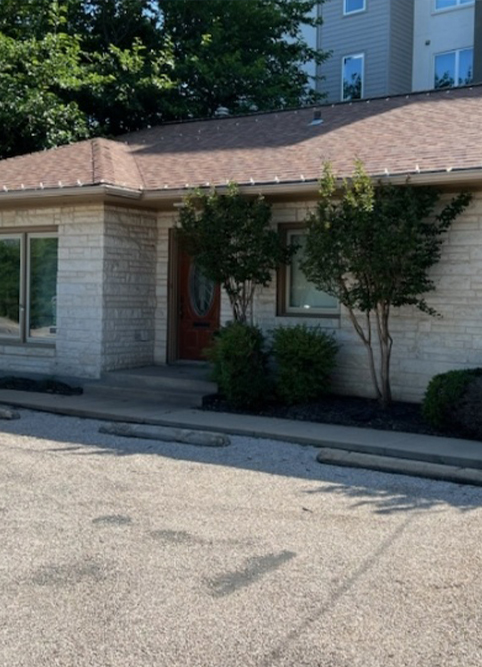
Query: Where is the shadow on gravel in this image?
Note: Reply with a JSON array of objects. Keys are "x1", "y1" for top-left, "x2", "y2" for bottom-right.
[{"x1": 1, "y1": 410, "x2": 482, "y2": 515}]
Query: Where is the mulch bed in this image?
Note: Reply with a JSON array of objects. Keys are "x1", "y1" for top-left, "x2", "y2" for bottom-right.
[
  {"x1": 0, "y1": 376, "x2": 82, "y2": 396},
  {"x1": 202, "y1": 393, "x2": 449, "y2": 438}
]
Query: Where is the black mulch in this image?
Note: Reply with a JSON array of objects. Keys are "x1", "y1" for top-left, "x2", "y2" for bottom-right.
[
  {"x1": 202, "y1": 393, "x2": 449, "y2": 438},
  {"x1": 0, "y1": 376, "x2": 82, "y2": 396}
]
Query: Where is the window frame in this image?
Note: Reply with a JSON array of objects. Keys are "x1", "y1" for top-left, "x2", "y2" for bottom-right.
[
  {"x1": 433, "y1": 47, "x2": 473, "y2": 89},
  {"x1": 277, "y1": 225, "x2": 339, "y2": 318},
  {"x1": 0, "y1": 227, "x2": 58, "y2": 345},
  {"x1": 343, "y1": 0, "x2": 366, "y2": 16},
  {"x1": 341, "y1": 52, "x2": 365, "y2": 101}
]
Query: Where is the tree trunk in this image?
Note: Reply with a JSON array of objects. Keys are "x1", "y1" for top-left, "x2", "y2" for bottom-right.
[
  {"x1": 376, "y1": 303, "x2": 393, "y2": 408},
  {"x1": 346, "y1": 307, "x2": 382, "y2": 401}
]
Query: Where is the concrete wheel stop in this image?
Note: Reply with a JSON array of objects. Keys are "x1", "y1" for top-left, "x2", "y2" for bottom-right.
[{"x1": 99, "y1": 422, "x2": 230, "y2": 447}]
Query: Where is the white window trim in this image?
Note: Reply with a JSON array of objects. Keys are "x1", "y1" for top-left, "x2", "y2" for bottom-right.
[
  {"x1": 433, "y1": 47, "x2": 473, "y2": 88},
  {"x1": 343, "y1": 0, "x2": 366, "y2": 16},
  {"x1": 341, "y1": 53, "x2": 365, "y2": 101},
  {"x1": 285, "y1": 231, "x2": 339, "y2": 317},
  {"x1": 434, "y1": 0, "x2": 474, "y2": 13},
  {"x1": 0, "y1": 231, "x2": 58, "y2": 344}
]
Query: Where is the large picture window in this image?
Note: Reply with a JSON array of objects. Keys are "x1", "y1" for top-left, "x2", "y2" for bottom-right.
[
  {"x1": 0, "y1": 232, "x2": 58, "y2": 342},
  {"x1": 280, "y1": 231, "x2": 338, "y2": 316},
  {"x1": 434, "y1": 48, "x2": 473, "y2": 88}
]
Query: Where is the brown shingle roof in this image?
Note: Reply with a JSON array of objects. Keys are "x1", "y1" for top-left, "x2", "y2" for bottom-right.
[
  {"x1": 0, "y1": 137, "x2": 142, "y2": 193},
  {"x1": 0, "y1": 85, "x2": 481, "y2": 196}
]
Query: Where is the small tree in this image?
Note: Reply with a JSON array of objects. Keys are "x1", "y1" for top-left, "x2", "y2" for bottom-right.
[
  {"x1": 177, "y1": 184, "x2": 293, "y2": 323},
  {"x1": 302, "y1": 162, "x2": 472, "y2": 407}
]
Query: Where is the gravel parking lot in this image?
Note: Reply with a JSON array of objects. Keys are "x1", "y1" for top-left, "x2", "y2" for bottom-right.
[{"x1": 1, "y1": 409, "x2": 482, "y2": 667}]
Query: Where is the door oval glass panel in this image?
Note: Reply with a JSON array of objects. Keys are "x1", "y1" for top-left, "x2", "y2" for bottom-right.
[{"x1": 189, "y1": 263, "x2": 215, "y2": 317}]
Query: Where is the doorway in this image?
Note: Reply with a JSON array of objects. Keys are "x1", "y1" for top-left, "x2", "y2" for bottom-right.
[{"x1": 176, "y1": 246, "x2": 220, "y2": 360}]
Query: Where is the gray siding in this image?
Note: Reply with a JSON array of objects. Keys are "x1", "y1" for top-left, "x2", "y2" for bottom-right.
[
  {"x1": 319, "y1": 0, "x2": 391, "y2": 102},
  {"x1": 473, "y1": 0, "x2": 482, "y2": 84},
  {"x1": 387, "y1": 0, "x2": 414, "y2": 95}
]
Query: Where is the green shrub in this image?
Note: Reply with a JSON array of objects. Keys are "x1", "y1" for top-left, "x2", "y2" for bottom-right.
[
  {"x1": 205, "y1": 322, "x2": 270, "y2": 409},
  {"x1": 271, "y1": 324, "x2": 338, "y2": 405},
  {"x1": 422, "y1": 368, "x2": 482, "y2": 430}
]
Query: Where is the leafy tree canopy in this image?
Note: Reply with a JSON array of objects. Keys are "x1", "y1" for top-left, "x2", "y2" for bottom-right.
[
  {"x1": 0, "y1": 0, "x2": 327, "y2": 158},
  {"x1": 177, "y1": 184, "x2": 294, "y2": 323},
  {"x1": 302, "y1": 162, "x2": 472, "y2": 405}
]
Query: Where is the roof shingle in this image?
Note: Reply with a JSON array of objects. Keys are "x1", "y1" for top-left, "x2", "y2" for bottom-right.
[{"x1": 0, "y1": 85, "x2": 481, "y2": 196}]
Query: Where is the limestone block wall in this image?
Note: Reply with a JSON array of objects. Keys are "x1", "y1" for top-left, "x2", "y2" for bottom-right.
[
  {"x1": 55, "y1": 204, "x2": 105, "y2": 378},
  {"x1": 0, "y1": 204, "x2": 103, "y2": 378},
  {"x1": 101, "y1": 206, "x2": 157, "y2": 371},
  {"x1": 0, "y1": 201, "x2": 159, "y2": 380},
  {"x1": 250, "y1": 195, "x2": 482, "y2": 403}
]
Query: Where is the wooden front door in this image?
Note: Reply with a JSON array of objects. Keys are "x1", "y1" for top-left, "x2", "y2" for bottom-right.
[{"x1": 177, "y1": 249, "x2": 220, "y2": 360}]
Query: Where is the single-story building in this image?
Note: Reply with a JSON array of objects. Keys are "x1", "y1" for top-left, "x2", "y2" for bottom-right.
[{"x1": 0, "y1": 84, "x2": 481, "y2": 402}]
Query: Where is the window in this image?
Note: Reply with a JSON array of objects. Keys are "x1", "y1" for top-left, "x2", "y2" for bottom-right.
[
  {"x1": 0, "y1": 232, "x2": 58, "y2": 342},
  {"x1": 281, "y1": 232, "x2": 338, "y2": 316},
  {"x1": 342, "y1": 54, "x2": 364, "y2": 100},
  {"x1": 434, "y1": 48, "x2": 473, "y2": 88},
  {"x1": 344, "y1": 0, "x2": 366, "y2": 15},
  {"x1": 435, "y1": 0, "x2": 473, "y2": 11}
]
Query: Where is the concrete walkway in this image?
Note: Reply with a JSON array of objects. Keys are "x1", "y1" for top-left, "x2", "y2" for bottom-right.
[{"x1": 0, "y1": 386, "x2": 481, "y2": 486}]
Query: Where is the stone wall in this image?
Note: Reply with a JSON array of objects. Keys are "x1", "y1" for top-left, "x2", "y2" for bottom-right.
[
  {"x1": 0, "y1": 201, "x2": 158, "y2": 380},
  {"x1": 55, "y1": 204, "x2": 105, "y2": 378},
  {"x1": 101, "y1": 206, "x2": 157, "y2": 371},
  {"x1": 0, "y1": 204, "x2": 104, "y2": 378},
  {"x1": 246, "y1": 195, "x2": 482, "y2": 403}
]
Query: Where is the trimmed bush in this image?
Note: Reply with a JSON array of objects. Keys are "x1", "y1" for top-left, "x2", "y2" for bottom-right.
[
  {"x1": 271, "y1": 324, "x2": 338, "y2": 405},
  {"x1": 422, "y1": 368, "x2": 482, "y2": 436},
  {"x1": 205, "y1": 322, "x2": 271, "y2": 409}
]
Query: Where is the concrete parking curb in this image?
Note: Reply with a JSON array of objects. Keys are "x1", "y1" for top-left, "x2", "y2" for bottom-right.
[
  {"x1": 99, "y1": 423, "x2": 230, "y2": 447},
  {"x1": 316, "y1": 448, "x2": 482, "y2": 486},
  {"x1": 1, "y1": 388, "x2": 482, "y2": 486}
]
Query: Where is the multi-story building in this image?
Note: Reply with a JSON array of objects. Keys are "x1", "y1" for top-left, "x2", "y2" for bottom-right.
[{"x1": 315, "y1": 0, "x2": 482, "y2": 102}]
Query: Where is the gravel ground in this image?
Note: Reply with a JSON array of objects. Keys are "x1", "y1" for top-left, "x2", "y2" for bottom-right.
[{"x1": 1, "y1": 409, "x2": 482, "y2": 667}]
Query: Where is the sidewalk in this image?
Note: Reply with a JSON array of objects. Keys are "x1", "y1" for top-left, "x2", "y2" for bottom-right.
[{"x1": 0, "y1": 386, "x2": 481, "y2": 486}]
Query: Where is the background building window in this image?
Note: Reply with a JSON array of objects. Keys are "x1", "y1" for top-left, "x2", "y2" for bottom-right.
[
  {"x1": 342, "y1": 53, "x2": 364, "y2": 100},
  {"x1": 344, "y1": 0, "x2": 366, "y2": 15},
  {"x1": 0, "y1": 232, "x2": 58, "y2": 342},
  {"x1": 435, "y1": 0, "x2": 474, "y2": 11},
  {"x1": 284, "y1": 233, "x2": 338, "y2": 315},
  {"x1": 434, "y1": 48, "x2": 473, "y2": 88}
]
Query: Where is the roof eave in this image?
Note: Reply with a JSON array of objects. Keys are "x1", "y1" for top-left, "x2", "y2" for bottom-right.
[{"x1": 0, "y1": 183, "x2": 143, "y2": 205}]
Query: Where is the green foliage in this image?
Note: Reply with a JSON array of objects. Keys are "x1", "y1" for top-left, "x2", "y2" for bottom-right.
[
  {"x1": 271, "y1": 324, "x2": 338, "y2": 405},
  {"x1": 177, "y1": 184, "x2": 294, "y2": 323},
  {"x1": 205, "y1": 322, "x2": 271, "y2": 409},
  {"x1": 0, "y1": 30, "x2": 92, "y2": 157},
  {"x1": 301, "y1": 162, "x2": 472, "y2": 406},
  {"x1": 422, "y1": 368, "x2": 482, "y2": 430},
  {"x1": 160, "y1": 0, "x2": 328, "y2": 118},
  {"x1": 0, "y1": 0, "x2": 328, "y2": 157},
  {"x1": 303, "y1": 163, "x2": 472, "y2": 316}
]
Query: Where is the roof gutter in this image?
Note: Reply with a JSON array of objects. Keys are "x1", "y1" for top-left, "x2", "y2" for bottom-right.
[{"x1": 142, "y1": 168, "x2": 482, "y2": 203}]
